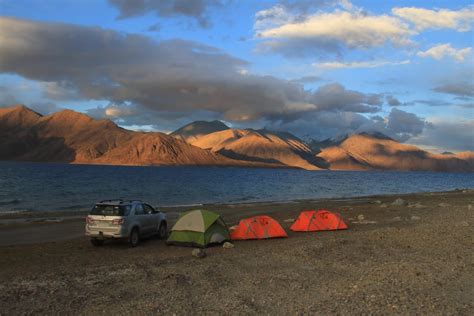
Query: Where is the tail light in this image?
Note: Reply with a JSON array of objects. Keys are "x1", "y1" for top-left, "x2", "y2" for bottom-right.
[
  {"x1": 86, "y1": 216, "x2": 95, "y2": 225},
  {"x1": 112, "y1": 218, "x2": 125, "y2": 225}
]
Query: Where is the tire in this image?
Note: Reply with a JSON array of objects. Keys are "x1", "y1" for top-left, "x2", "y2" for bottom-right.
[
  {"x1": 129, "y1": 228, "x2": 140, "y2": 247},
  {"x1": 91, "y1": 238, "x2": 104, "y2": 247},
  {"x1": 158, "y1": 222, "x2": 167, "y2": 239}
]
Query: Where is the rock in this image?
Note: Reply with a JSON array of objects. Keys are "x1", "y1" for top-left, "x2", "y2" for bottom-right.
[
  {"x1": 467, "y1": 204, "x2": 472, "y2": 211},
  {"x1": 392, "y1": 216, "x2": 402, "y2": 221},
  {"x1": 192, "y1": 248, "x2": 206, "y2": 258},
  {"x1": 459, "y1": 221, "x2": 469, "y2": 227},
  {"x1": 374, "y1": 200, "x2": 382, "y2": 204},
  {"x1": 222, "y1": 242, "x2": 234, "y2": 249},
  {"x1": 408, "y1": 202, "x2": 426, "y2": 209},
  {"x1": 379, "y1": 203, "x2": 387, "y2": 208},
  {"x1": 392, "y1": 198, "x2": 408, "y2": 206},
  {"x1": 438, "y1": 203, "x2": 450, "y2": 207},
  {"x1": 283, "y1": 218, "x2": 295, "y2": 223},
  {"x1": 411, "y1": 215, "x2": 421, "y2": 220},
  {"x1": 357, "y1": 214, "x2": 365, "y2": 221}
]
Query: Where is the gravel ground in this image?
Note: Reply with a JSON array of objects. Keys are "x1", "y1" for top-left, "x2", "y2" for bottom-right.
[{"x1": 0, "y1": 190, "x2": 473, "y2": 315}]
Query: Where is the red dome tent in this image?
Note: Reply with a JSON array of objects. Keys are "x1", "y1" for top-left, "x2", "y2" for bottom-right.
[
  {"x1": 290, "y1": 210, "x2": 347, "y2": 232},
  {"x1": 230, "y1": 215, "x2": 288, "y2": 240}
]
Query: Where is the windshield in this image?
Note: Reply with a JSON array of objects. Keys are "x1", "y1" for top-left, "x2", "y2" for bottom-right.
[{"x1": 90, "y1": 205, "x2": 131, "y2": 216}]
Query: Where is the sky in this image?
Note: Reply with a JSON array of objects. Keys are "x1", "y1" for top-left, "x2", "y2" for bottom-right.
[{"x1": 0, "y1": 0, "x2": 473, "y2": 152}]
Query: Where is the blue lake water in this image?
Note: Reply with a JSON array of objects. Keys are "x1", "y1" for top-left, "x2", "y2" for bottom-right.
[{"x1": 0, "y1": 161, "x2": 473, "y2": 213}]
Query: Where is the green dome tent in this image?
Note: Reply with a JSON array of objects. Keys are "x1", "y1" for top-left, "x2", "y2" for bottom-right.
[{"x1": 167, "y1": 210, "x2": 230, "y2": 248}]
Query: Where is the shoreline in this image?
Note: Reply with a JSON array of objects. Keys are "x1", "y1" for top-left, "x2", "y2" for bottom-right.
[
  {"x1": 1, "y1": 188, "x2": 471, "y2": 222},
  {"x1": 0, "y1": 189, "x2": 472, "y2": 247}
]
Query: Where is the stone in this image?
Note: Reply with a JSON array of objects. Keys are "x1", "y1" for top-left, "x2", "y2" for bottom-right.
[
  {"x1": 357, "y1": 214, "x2": 365, "y2": 221},
  {"x1": 283, "y1": 218, "x2": 295, "y2": 223},
  {"x1": 459, "y1": 221, "x2": 469, "y2": 227},
  {"x1": 392, "y1": 216, "x2": 402, "y2": 221},
  {"x1": 392, "y1": 198, "x2": 408, "y2": 206},
  {"x1": 374, "y1": 200, "x2": 382, "y2": 204},
  {"x1": 222, "y1": 242, "x2": 234, "y2": 249},
  {"x1": 438, "y1": 203, "x2": 450, "y2": 207},
  {"x1": 192, "y1": 248, "x2": 206, "y2": 258},
  {"x1": 467, "y1": 204, "x2": 472, "y2": 211},
  {"x1": 411, "y1": 215, "x2": 421, "y2": 220},
  {"x1": 379, "y1": 203, "x2": 387, "y2": 208}
]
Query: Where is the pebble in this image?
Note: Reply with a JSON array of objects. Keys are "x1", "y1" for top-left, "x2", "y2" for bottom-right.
[
  {"x1": 357, "y1": 214, "x2": 365, "y2": 221},
  {"x1": 222, "y1": 242, "x2": 234, "y2": 249},
  {"x1": 468, "y1": 204, "x2": 472, "y2": 210},
  {"x1": 392, "y1": 216, "x2": 402, "y2": 221},
  {"x1": 192, "y1": 249, "x2": 206, "y2": 258},
  {"x1": 459, "y1": 221, "x2": 469, "y2": 227},
  {"x1": 438, "y1": 203, "x2": 450, "y2": 207},
  {"x1": 379, "y1": 203, "x2": 387, "y2": 208},
  {"x1": 411, "y1": 216, "x2": 421, "y2": 220},
  {"x1": 392, "y1": 198, "x2": 408, "y2": 206},
  {"x1": 283, "y1": 218, "x2": 295, "y2": 223}
]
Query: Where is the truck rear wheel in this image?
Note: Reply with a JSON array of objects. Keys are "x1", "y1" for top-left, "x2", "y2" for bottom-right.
[{"x1": 129, "y1": 228, "x2": 140, "y2": 247}]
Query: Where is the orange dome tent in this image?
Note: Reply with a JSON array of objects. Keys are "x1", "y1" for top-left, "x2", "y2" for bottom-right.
[
  {"x1": 290, "y1": 210, "x2": 347, "y2": 232},
  {"x1": 230, "y1": 215, "x2": 288, "y2": 240}
]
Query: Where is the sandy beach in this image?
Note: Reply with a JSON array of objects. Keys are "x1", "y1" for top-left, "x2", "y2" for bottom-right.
[{"x1": 0, "y1": 190, "x2": 473, "y2": 314}]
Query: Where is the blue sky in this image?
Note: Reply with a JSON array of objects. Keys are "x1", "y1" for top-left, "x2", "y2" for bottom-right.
[{"x1": 0, "y1": 0, "x2": 473, "y2": 152}]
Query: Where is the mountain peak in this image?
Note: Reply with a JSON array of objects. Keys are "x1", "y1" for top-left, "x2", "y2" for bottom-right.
[
  {"x1": 171, "y1": 120, "x2": 230, "y2": 141},
  {"x1": 357, "y1": 131, "x2": 393, "y2": 141}
]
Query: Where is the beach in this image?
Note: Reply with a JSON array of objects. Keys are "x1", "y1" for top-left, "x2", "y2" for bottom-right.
[{"x1": 0, "y1": 190, "x2": 473, "y2": 314}]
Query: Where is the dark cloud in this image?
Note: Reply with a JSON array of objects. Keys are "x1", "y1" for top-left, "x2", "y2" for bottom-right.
[
  {"x1": 147, "y1": 23, "x2": 161, "y2": 32},
  {"x1": 108, "y1": 0, "x2": 227, "y2": 28},
  {"x1": 410, "y1": 119, "x2": 474, "y2": 152},
  {"x1": 0, "y1": 17, "x2": 387, "y2": 124},
  {"x1": 267, "y1": 108, "x2": 427, "y2": 143},
  {"x1": 433, "y1": 83, "x2": 474, "y2": 97},
  {"x1": 386, "y1": 95, "x2": 401, "y2": 106},
  {"x1": 385, "y1": 108, "x2": 427, "y2": 141},
  {"x1": 0, "y1": 17, "x2": 432, "y2": 144},
  {"x1": 309, "y1": 83, "x2": 383, "y2": 113}
]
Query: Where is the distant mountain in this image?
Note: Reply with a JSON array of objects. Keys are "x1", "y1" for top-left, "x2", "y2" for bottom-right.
[
  {"x1": 186, "y1": 128, "x2": 328, "y2": 170},
  {"x1": 0, "y1": 105, "x2": 269, "y2": 167},
  {"x1": 170, "y1": 120, "x2": 229, "y2": 143},
  {"x1": 1, "y1": 106, "x2": 472, "y2": 171},
  {"x1": 317, "y1": 133, "x2": 473, "y2": 171}
]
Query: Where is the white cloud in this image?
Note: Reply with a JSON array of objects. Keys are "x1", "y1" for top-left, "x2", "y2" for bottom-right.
[
  {"x1": 313, "y1": 59, "x2": 410, "y2": 69},
  {"x1": 417, "y1": 44, "x2": 472, "y2": 62},
  {"x1": 256, "y1": 10, "x2": 413, "y2": 51},
  {"x1": 393, "y1": 6, "x2": 474, "y2": 32}
]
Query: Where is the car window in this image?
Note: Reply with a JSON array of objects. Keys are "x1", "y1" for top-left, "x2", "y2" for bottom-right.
[
  {"x1": 144, "y1": 204, "x2": 155, "y2": 214},
  {"x1": 135, "y1": 204, "x2": 145, "y2": 215},
  {"x1": 90, "y1": 205, "x2": 131, "y2": 216}
]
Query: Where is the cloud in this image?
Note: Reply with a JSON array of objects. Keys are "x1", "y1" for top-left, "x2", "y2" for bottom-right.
[
  {"x1": 290, "y1": 75, "x2": 322, "y2": 84},
  {"x1": 386, "y1": 95, "x2": 402, "y2": 106},
  {"x1": 433, "y1": 83, "x2": 474, "y2": 97},
  {"x1": 108, "y1": 0, "x2": 226, "y2": 28},
  {"x1": 385, "y1": 108, "x2": 427, "y2": 141},
  {"x1": 417, "y1": 44, "x2": 472, "y2": 62},
  {"x1": 308, "y1": 83, "x2": 382, "y2": 113},
  {"x1": 0, "y1": 16, "x2": 435, "y2": 145},
  {"x1": 313, "y1": 59, "x2": 410, "y2": 69},
  {"x1": 409, "y1": 119, "x2": 474, "y2": 152},
  {"x1": 268, "y1": 108, "x2": 427, "y2": 142},
  {"x1": 392, "y1": 6, "x2": 474, "y2": 32},
  {"x1": 255, "y1": 7, "x2": 413, "y2": 56}
]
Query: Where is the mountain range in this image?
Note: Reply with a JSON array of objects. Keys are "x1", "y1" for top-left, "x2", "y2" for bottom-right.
[{"x1": 1, "y1": 105, "x2": 473, "y2": 171}]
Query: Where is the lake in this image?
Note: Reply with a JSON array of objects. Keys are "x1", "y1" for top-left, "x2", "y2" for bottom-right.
[{"x1": 0, "y1": 161, "x2": 473, "y2": 213}]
